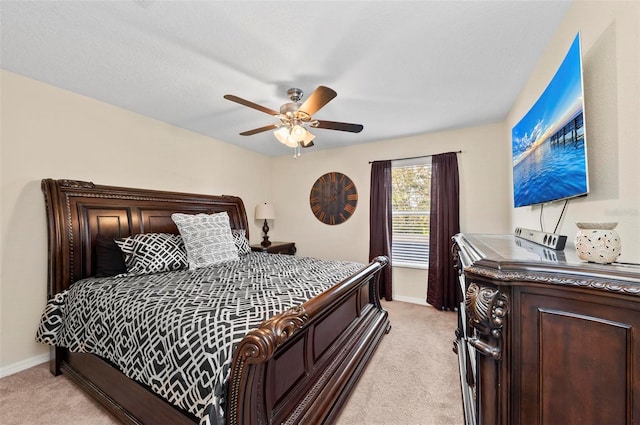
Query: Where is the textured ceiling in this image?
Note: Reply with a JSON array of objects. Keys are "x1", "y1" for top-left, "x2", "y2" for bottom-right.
[{"x1": 1, "y1": 1, "x2": 572, "y2": 157}]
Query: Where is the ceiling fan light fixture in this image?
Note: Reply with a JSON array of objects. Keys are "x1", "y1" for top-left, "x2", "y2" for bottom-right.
[
  {"x1": 274, "y1": 127, "x2": 298, "y2": 148},
  {"x1": 274, "y1": 126, "x2": 290, "y2": 144},
  {"x1": 285, "y1": 134, "x2": 299, "y2": 148},
  {"x1": 302, "y1": 129, "x2": 315, "y2": 146},
  {"x1": 291, "y1": 124, "x2": 306, "y2": 140},
  {"x1": 274, "y1": 123, "x2": 315, "y2": 149}
]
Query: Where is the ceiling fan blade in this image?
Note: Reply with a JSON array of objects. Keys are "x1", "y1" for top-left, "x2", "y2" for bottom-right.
[
  {"x1": 313, "y1": 120, "x2": 364, "y2": 133},
  {"x1": 224, "y1": 94, "x2": 279, "y2": 116},
  {"x1": 239, "y1": 124, "x2": 278, "y2": 136},
  {"x1": 299, "y1": 86, "x2": 337, "y2": 116}
]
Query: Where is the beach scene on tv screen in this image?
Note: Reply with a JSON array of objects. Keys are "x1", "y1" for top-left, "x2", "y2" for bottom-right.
[{"x1": 512, "y1": 34, "x2": 588, "y2": 208}]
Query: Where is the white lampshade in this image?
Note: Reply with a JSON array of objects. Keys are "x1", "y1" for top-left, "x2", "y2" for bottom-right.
[
  {"x1": 301, "y1": 129, "x2": 315, "y2": 146},
  {"x1": 291, "y1": 124, "x2": 306, "y2": 140},
  {"x1": 274, "y1": 127, "x2": 290, "y2": 144},
  {"x1": 255, "y1": 202, "x2": 275, "y2": 220},
  {"x1": 284, "y1": 134, "x2": 299, "y2": 148}
]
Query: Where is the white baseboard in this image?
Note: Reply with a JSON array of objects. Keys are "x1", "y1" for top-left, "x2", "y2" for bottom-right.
[
  {"x1": 0, "y1": 353, "x2": 49, "y2": 378},
  {"x1": 391, "y1": 295, "x2": 428, "y2": 306}
]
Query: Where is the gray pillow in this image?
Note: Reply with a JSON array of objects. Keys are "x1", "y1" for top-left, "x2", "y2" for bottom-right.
[{"x1": 171, "y1": 212, "x2": 239, "y2": 270}]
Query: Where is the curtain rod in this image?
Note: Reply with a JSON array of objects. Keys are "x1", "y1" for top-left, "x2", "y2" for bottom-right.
[{"x1": 368, "y1": 150, "x2": 462, "y2": 164}]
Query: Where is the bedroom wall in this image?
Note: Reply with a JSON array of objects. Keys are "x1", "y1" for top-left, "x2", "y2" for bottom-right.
[
  {"x1": 508, "y1": 0, "x2": 640, "y2": 263},
  {"x1": 268, "y1": 122, "x2": 511, "y2": 305},
  {"x1": 0, "y1": 70, "x2": 272, "y2": 376}
]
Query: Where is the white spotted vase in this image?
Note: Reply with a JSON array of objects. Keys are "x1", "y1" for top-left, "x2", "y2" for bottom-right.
[{"x1": 574, "y1": 222, "x2": 622, "y2": 264}]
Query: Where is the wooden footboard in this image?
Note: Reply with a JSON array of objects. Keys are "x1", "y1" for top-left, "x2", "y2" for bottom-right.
[
  {"x1": 41, "y1": 178, "x2": 391, "y2": 425},
  {"x1": 229, "y1": 256, "x2": 390, "y2": 425}
]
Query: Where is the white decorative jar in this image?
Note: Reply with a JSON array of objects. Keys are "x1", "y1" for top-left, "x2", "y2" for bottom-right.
[{"x1": 574, "y1": 222, "x2": 622, "y2": 264}]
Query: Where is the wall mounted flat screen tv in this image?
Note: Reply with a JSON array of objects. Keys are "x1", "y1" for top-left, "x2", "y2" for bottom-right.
[{"x1": 512, "y1": 33, "x2": 589, "y2": 208}]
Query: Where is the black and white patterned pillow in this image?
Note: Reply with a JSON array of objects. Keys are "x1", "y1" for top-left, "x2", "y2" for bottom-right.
[
  {"x1": 171, "y1": 212, "x2": 239, "y2": 270},
  {"x1": 115, "y1": 233, "x2": 187, "y2": 275},
  {"x1": 231, "y1": 229, "x2": 251, "y2": 256}
]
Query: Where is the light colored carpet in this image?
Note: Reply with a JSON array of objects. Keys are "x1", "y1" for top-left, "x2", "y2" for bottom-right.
[
  {"x1": 0, "y1": 301, "x2": 462, "y2": 424},
  {"x1": 0, "y1": 361, "x2": 117, "y2": 425},
  {"x1": 336, "y1": 301, "x2": 462, "y2": 425}
]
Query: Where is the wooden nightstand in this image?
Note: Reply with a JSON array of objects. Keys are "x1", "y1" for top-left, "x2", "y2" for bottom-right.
[{"x1": 250, "y1": 242, "x2": 296, "y2": 255}]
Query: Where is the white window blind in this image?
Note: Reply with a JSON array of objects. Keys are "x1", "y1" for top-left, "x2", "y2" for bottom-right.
[{"x1": 391, "y1": 158, "x2": 431, "y2": 267}]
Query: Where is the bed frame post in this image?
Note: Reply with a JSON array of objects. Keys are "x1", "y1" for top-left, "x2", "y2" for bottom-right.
[
  {"x1": 42, "y1": 179, "x2": 68, "y2": 376},
  {"x1": 50, "y1": 346, "x2": 63, "y2": 376}
]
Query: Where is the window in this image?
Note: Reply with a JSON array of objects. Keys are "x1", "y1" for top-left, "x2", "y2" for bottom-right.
[{"x1": 391, "y1": 157, "x2": 431, "y2": 268}]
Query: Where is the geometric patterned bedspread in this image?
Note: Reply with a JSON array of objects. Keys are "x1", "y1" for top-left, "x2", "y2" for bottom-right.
[{"x1": 36, "y1": 252, "x2": 364, "y2": 425}]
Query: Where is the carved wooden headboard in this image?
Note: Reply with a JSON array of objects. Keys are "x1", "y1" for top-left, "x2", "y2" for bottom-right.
[{"x1": 41, "y1": 179, "x2": 249, "y2": 298}]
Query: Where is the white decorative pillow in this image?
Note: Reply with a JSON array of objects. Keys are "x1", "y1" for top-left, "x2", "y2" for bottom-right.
[
  {"x1": 115, "y1": 233, "x2": 187, "y2": 275},
  {"x1": 171, "y1": 212, "x2": 239, "y2": 269},
  {"x1": 231, "y1": 229, "x2": 251, "y2": 256}
]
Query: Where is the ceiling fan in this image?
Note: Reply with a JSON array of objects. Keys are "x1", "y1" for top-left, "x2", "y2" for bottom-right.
[{"x1": 224, "y1": 86, "x2": 363, "y2": 152}]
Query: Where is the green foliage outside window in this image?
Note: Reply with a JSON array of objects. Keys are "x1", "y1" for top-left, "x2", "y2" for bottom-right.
[{"x1": 392, "y1": 164, "x2": 431, "y2": 236}]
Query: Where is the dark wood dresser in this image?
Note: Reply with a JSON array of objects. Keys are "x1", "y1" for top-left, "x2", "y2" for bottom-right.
[{"x1": 452, "y1": 233, "x2": 640, "y2": 425}]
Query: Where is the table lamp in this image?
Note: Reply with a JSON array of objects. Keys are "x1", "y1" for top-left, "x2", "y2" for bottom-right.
[{"x1": 255, "y1": 202, "x2": 275, "y2": 247}]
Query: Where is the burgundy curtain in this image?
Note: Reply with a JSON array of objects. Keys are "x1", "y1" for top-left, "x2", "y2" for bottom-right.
[
  {"x1": 369, "y1": 160, "x2": 393, "y2": 301},
  {"x1": 426, "y1": 152, "x2": 460, "y2": 310}
]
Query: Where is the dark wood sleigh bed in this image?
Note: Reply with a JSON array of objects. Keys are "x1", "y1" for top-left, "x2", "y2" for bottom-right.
[{"x1": 41, "y1": 178, "x2": 390, "y2": 425}]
